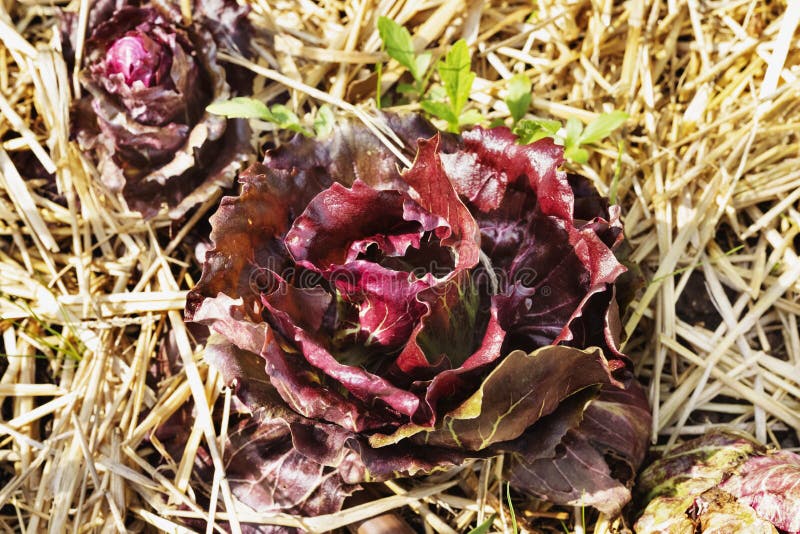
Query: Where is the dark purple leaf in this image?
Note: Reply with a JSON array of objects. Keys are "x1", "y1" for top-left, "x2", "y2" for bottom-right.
[
  {"x1": 205, "y1": 335, "x2": 466, "y2": 510},
  {"x1": 510, "y1": 427, "x2": 632, "y2": 515},
  {"x1": 494, "y1": 203, "x2": 626, "y2": 352},
  {"x1": 576, "y1": 374, "x2": 651, "y2": 476},
  {"x1": 258, "y1": 325, "x2": 394, "y2": 434},
  {"x1": 224, "y1": 415, "x2": 360, "y2": 522},
  {"x1": 420, "y1": 346, "x2": 618, "y2": 451},
  {"x1": 504, "y1": 372, "x2": 650, "y2": 516},
  {"x1": 401, "y1": 135, "x2": 481, "y2": 271},
  {"x1": 264, "y1": 112, "x2": 456, "y2": 191},
  {"x1": 438, "y1": 128, "x2": 626, "y2": 357},
  {"x1": 441, "y1": 127, "x2": 564, "y2": 214},
  {"x1": 285, "y1": 180, "x2": 419, "y2": 271}
]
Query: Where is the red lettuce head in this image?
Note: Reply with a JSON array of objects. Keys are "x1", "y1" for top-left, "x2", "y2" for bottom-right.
[
  {"x1": 186, "y1": 114, "x2": 651, "y2": 521},
  {"x1": 104, "y1": 33, "x2": 170, "y2": 86},
  {"x1": 67, "y1": 0, "x2": 253, "y2": 218}
]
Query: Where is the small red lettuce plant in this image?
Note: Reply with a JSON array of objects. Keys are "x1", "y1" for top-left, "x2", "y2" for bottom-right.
[
  {"x1": 66, "y1": 0, "x2": 253, "y2": 218},
  {"x1": 635, "y1": 429, "x2": 800, "y2": 533},
  {"x1": 186, "y1": 113, "x2": 651, "y2": 522}
]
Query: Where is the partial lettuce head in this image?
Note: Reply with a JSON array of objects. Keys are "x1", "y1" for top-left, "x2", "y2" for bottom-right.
[
  {"x1": 66, "y1": 0, "x2": 253, "y2": 218},
  {"x1": 635, "y1": 429, "x2": 800, "y2": 533},
  {"x1": 186, "y1": 113, "x2": 651, "y2": 520}
]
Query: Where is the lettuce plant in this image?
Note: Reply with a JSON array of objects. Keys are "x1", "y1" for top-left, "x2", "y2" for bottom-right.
[
  {"x1": 66, "y1": 0, "x2": 252, "y2": 218},
  {"x1": 635, "y1": 429, "x2": 800, "y2": 533},
  {"x1": 186, "y1": 113, "x2": 651, "y2": 521}
]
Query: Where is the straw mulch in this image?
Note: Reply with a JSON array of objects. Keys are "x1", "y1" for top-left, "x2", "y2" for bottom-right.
[{"x1": 1, "y1": 0, "x2": 799, "y2": 532}]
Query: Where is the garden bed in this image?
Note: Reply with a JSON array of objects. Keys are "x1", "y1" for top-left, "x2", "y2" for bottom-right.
[{"x1": 1, "y1": 0, "x2": 799, "y2": 532}]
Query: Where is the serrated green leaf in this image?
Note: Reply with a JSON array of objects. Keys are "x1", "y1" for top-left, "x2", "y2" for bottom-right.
[
  {"x1": 580, "y1": 110, "x2": 628, "y2": 144},
  {"x1": 513, "y1": 118, "x2": 561, "y2": 144},
  {"x1": 437, "y1": 39, "x2": 475, "y2": 117},
  {"x1": 377, "y1": 16, "x2": 424, "y2": 82},
  {"x1": 421, "y1": 99, "x2": 458, "y2": 127},
  {"x1": 313, "y1": 104, "x2": 335, "y2": 138},
  {"x1": 206, "y1": 97, "x2": 271, "y2": 120},
  {"x1": 467, "y1": 514, "x2": 496, "y2": 534},
  {"x1": 505, "y1": 73, "x2": 532, "y2": 124}
]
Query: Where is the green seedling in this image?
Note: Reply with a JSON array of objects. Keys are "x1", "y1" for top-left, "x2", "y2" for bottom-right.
[
  {"x1": 207, "y1": 97, "x2": 313, "y2": 136},
  {"x1": 514, "y1": 111, "x2": 628, "y2": 164},
  {"x1": 376, "y1": 19, "x2": 483, "y2": 132},
  {"x1": 377, "y1": 16, "x2": 431, "y2": 99},
  {"x1": 421, "y1": 39, "x2": 479, "y2": 132},
  {"x1": 513, "y1": 118, "x2": 561, "y2": 144},
  {"x1": 563, "y1": 110, "x2": 629, "y2": 163}
]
